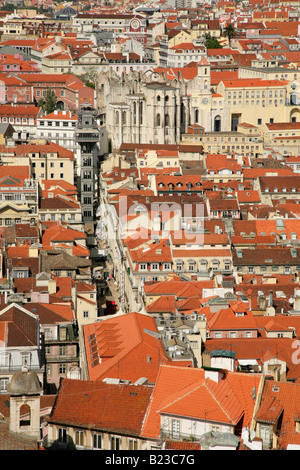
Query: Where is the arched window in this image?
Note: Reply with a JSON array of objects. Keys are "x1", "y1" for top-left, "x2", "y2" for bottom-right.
[
  {"x1": 140, "y1": 101, "x2": 143, "y2": 125},
  {"x1": 115, "y1": 111, "x2": 120, "y2": 125},
  {"x1": 214, "y1": 115, "x2": 221, "y2": 132},
  {"x1": 195, "y1": 109, "x2": 199, "y2": 123},
  {"x1": 133, "y1": 102, "x2": 136, "y2": 125},
  {"x1": 156, "y1": 113, "x2": 161, "y2": 127},
  {"x1": 180, "y1": 103, "x2": 185, "y2": 127},
  {"x1": 165, "y1": 113, "x2": 170, "y2": 127},
  {"x1": 122, "y1": 111, "x2": 126, "y2": 125},
  {"x1": 20, "y1": 404, "x2": 31, "y2": 427}
]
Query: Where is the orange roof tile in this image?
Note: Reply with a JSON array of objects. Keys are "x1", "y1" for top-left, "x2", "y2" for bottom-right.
[
  {"x1": 141, "y1": 365, "x2": 262, "y2": 439},
  {"x1": 83, "y1": 312, "x2": 174, "y2": 383},
  {"x1": 48, "y1": 378, "x2": 153, "y2": 437}
]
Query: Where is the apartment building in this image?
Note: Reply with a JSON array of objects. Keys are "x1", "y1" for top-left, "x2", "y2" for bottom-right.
[
  {"x1": 36, "y1": 110, "x2": 80, "y2": 167},
  {"x1": 182, "y1": 122, "x2": 263, "y2": 157},
  {"x1": 216, "y1": 78, "x2": 290, "y2": 130}
]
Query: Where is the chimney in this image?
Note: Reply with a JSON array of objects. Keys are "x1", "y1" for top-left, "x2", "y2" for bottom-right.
[
  {"x1": 269, "y1": 290, "x2": 273, "y2": 307},
  {"x1": 204, "y1": 368, "x2": 225, "y2": 383}
]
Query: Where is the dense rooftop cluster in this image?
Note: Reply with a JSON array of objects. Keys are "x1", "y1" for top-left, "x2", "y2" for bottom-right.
[{"x1": 1, "y1": 0, "x2": 300, "y2": 452}]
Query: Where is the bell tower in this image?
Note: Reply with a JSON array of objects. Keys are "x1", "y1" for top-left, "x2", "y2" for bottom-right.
[
  {"x1": 7, "y1": 364, "x2": 42, "y2": 441},
  {"x1": 197, "y1": 56, "x2": 211, "y2": 91}
]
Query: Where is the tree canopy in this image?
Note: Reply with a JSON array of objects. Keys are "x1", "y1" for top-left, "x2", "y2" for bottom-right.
[
  {"x1": 223, "y1": 24, "x2": 237, "y2": 45},
  {"x1": 204, "y1": 33, "x2": 222, "y2": 49},
  {"x1": 37, "y1": 88, "x2": 58, "y2": 114}
]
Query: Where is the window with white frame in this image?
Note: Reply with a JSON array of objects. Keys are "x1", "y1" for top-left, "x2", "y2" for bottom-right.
[
  {"x1": 93, "y1": 433, "x2": 102, "y2": 450},
  {"x1": 188, "y1": 261, "x2": 195, "y2": 271},
  {"x1": 171, "y1": 419, "x2": 180, "y2": 439},
  {"x1": 75, "y1": 430, "x2": 84, "y2": 448},
  {"x1": 111, "y1": 436, "x2": 121, "y2": 450},
  {"x1": 21, "y1": 352, "x2": 31, "y2": 367},
  {"x1": 0, "y1": 377, "x2": 9, "y2": 392},
  {"x1": 128, "y1": 439, "x2": 138, "y2": 450},
  {"x1": 58, "y1": 427, "x2": 67, "y2": 443},
  {"x1": 176, "y1": 262, "x2": 183, "y2": 271}
]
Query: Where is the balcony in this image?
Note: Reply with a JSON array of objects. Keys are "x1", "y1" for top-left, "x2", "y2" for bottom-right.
[
  {"x1": 75, "y1": 132, "x2": 99, "y2": 143},
  {"x1": 46, "y1": 354, "x2": 78, "y2": 363},
  {"x1": 160, "y1": 429, "x2": 201, "y2": 442},
  {"x1": 0, "y1": 364, "x2": 44, "y2": 375}
]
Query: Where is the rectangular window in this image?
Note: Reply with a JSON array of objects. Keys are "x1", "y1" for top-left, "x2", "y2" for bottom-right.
[
  {"x1": 93, "y1": 434, "x2": 102, "y2": 450},
  {"x1": 171, "y1": 419, "x2": 180, "y2": 439},
  {"x1": 58, "y1": 427, "x2": 67, "y2": 443},
  {"x1": 75, "y1": 430, "x2": 84, "y2": 448},
  {"x1": 0, "y1": 378, "x2": 9, "y2": 392},
  {"x1": 111, "y1": 436, "x2": 121, "y2": 450},
  {"x1": 128, "y1": 439, "x2": 138, "y2": 450}
]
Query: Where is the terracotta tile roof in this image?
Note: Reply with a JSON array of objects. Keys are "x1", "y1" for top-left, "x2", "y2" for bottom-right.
[
  {"x1": 221, "y1": 78, "x2": 288, "y2": 88},
  {"x1": 165, "y1": 440, "x2": 201, "y2": 450},
  {"x1": 82, "y1": 312, "x2": 173, "y2": 383},
  {"x1": 0, "y1": 105, "x2": 41, "y2": 118},
  {"x1": 48, "y1": 378, "x2": 153, "y2": 437},
  {"x1": 40, "y1": 196, "x2": 80, "y2": 210},
  {"x1": 143, "y1": 279, "x2": 215, "y2": 297},
  {"x1": 129, "y1": 239, "x2": 173, "y2": 264},
  {"x1": 20, "y1": 73, "x2": 77, "y2": 84},
  {"x1": 14, "y1": 142, "x2": 74, "y2": 160},
  {"x1": 172, "y1": 248, "x2": 232, "y2": 258},
  {"x1": 255, "y1": 379, "x2": 300, "y2": 449},
  {"x1": 210, "y1": 70, "x2": 239, "y2": 85},
  {"x1": 42, "y1": 224, "x2": 86, "y2": 246},
  {"x1": 209, "y1": 198, "x2": 239, "y2": 210},
  {"x1": 141, "y1": 365, "x2": 261, "y2": 439},
  {"x1": 0, "y1": 304, "x2": 38, "y2": 347},
  {"x1": 0, "y1": 165, "x2": 30, "y2": 185},
  {"x1": 259, "y1": 175, "x2": 300, "y2": 192},
  {"x1": 207, "y1": 307, "x2": 258, "y2": 333},
  {"x1": 146, "y1": 296, "x2": 177, "y2": 313},
  {"x1": 25, "y1": 302, "x2": 75, "y2": 323},
  {"x1": 0, "y1": 421, "x2": 38, "y2": 450},
  {"x1": 38, "y1": 110, "x2": 77, "y2": 121},
  {"x1": 171, "y1": 231, "x2": 230, "y2": 246},
  {"x1": 9, "y1": 257, "x2": 40, "y2": 277},
  {"x1": 233, "y1": 246, "x2": 300, "y2": 266},
  {"x1": 203, "y1": 337, "x2": 300, "y2": 380}
]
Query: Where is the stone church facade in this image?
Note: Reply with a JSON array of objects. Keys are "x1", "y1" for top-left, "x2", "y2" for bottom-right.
[{"x1": 96, "y1": 58, "x2": 228, "y2": 150}]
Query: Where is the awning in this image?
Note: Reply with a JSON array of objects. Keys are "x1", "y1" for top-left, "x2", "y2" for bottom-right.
[{"x1": 238, "y1": 359, "x2": 258, "y2": 366}]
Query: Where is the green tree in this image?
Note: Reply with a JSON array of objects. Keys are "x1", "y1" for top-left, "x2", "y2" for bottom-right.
[
  {"x1": 37, "y1": 88, "x2": 57, "y2": 114},
  {"x1": 0, "y1": 3, "x2": 15, "y2": 11},
  {"x1": 223, "y1": 24, "x2": 237, "y2": 47},
  {"x1": 204, "y1": 33, "x2": 222, "y2": 49}
]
